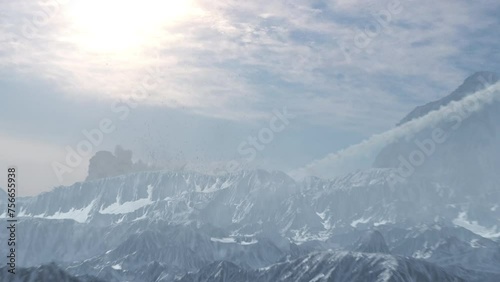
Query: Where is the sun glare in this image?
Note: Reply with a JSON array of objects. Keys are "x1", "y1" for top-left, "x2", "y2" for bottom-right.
[{"x1": 66, "y1": 0, "x2": 196, "y2": 53}]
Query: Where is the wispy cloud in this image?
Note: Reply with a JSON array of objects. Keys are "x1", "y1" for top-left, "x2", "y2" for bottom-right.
[{"x1": 1, "y1": 0, "x2": 499, "y2": 131}]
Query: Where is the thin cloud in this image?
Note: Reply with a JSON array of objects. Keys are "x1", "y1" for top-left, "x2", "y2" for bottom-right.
[
  {"x1": 1, "y1": 0, "x2": 498, "y2": 130},
  {"x1": 0, "y1": 134, "x2": 88, "y2": 195}
]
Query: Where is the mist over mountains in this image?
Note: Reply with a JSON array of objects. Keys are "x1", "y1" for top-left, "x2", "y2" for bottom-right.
[{"x1": 1, "y1": 72, "x2": 500, "y2": 281}]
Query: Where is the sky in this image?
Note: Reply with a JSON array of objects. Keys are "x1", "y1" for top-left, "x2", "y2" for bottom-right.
[{"x1": 1, "y1": 0, "x2": 500, "y2": 195}]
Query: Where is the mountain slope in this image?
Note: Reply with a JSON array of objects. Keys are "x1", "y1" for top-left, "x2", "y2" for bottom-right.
[
  {"x1": 0, "y1": 263, "x2": 103, "y2": 282},
  {"x1": 353, "y1": 230, "x2": 391, "y2": 254},
  {"x1": 398, "y1": 71, "x2": 499, "y2": 125},
  {"x1": 177, "y1": 251, "x2": 464, "y2": 282}
]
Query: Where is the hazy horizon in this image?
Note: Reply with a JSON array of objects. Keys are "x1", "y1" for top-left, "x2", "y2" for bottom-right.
[{"x1": 2, "y1": 0, "x2": 500, "y2": 195}]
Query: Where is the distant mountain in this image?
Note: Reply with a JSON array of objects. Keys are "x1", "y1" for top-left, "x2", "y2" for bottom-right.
[
  {"x1": 2, "y1": 167, "x2": 498, "y2": 281},
  {"x1": 177, "y1": 251, "x2": 464, "y2": 282},
  {"x1": 398, "y1": 71, "x2": 499, "y2": 125},
  {"x1": 65, "y1": 223, "x2": 286, "y2": 281},
  {"x1": 0, "y1": 263, "x2": 102, "y2": 282},
  {"x1": 353, "y1": 230, "x2": 390, "y2": 254},
  {"x1": 373, "y1": 72, "x2": 500, "y2": 235},
  {"x1": 176, "y1": 261, "x2": 255, "y2": 282},
  {"x1": 375, "y1": 71, "x2": 500, "y2": 175}
]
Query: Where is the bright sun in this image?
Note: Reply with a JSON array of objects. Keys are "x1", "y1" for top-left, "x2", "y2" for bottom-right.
[{"x1": 67, "y1": 0, "x2": 197, "y2": 53}]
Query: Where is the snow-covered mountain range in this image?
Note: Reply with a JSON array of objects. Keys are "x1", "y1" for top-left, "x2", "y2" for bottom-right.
[{"x1": 1, "y1": 72, "x2": 500, "y2": 281}]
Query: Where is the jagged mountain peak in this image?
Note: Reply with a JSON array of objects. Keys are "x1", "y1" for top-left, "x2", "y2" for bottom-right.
[
  {"x1": 176, "y1": 260, "x2": 255, "y2": 282},
  {"x1": 353, "y1": 230, "x2": 391, "y2": 254},
  {"x1": 0, "y1": 263, "x2": 103, "y2": 282},
  {"x1": 176, "y1": 251, "x2": 465, "y2": 282},
  {"x1": 398, "y1": 71, "x2": 499, "y2": 125},
  {"x1": 374, "y1": 71, "x2": 500, "y2": 185}
]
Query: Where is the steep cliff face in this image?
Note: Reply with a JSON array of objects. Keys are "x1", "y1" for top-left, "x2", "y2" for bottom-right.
[{"x1": 353, "y1": 230, "x2": 391, "y2": 254}]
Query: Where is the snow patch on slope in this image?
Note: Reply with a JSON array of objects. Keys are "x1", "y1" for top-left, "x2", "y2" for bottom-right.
[
  {"x1": 210, "y1": 237, "x2": 259, "y2": 245},
  {"x1": 34, "y1": 199, "x2": 96, "y2": 223},
  {"x1": 99, "y1": 185, "x2": 154, "y2": 215},
  {"x1": 351, "y1": 216, "x2": 372, "y2": 228},
  {"x1": 453, "y1": 211, "x2": 500, "y2": 239}
]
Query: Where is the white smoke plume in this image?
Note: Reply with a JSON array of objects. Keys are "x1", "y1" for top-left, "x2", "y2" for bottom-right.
[{"x1": 290, "y1": 82, "x2": 500, "y2": 180}]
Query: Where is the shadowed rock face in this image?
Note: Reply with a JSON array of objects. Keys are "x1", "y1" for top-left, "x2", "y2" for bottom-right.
[
  {"x1": 0, "y1": 263, "x2": 103, "y2": 282},
  {"x1": 177, "y1": 250, "x2": 465, "y2": 282},
  {"x1": 354, "y1": 230, "x2": 391, "y2": 254}
]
